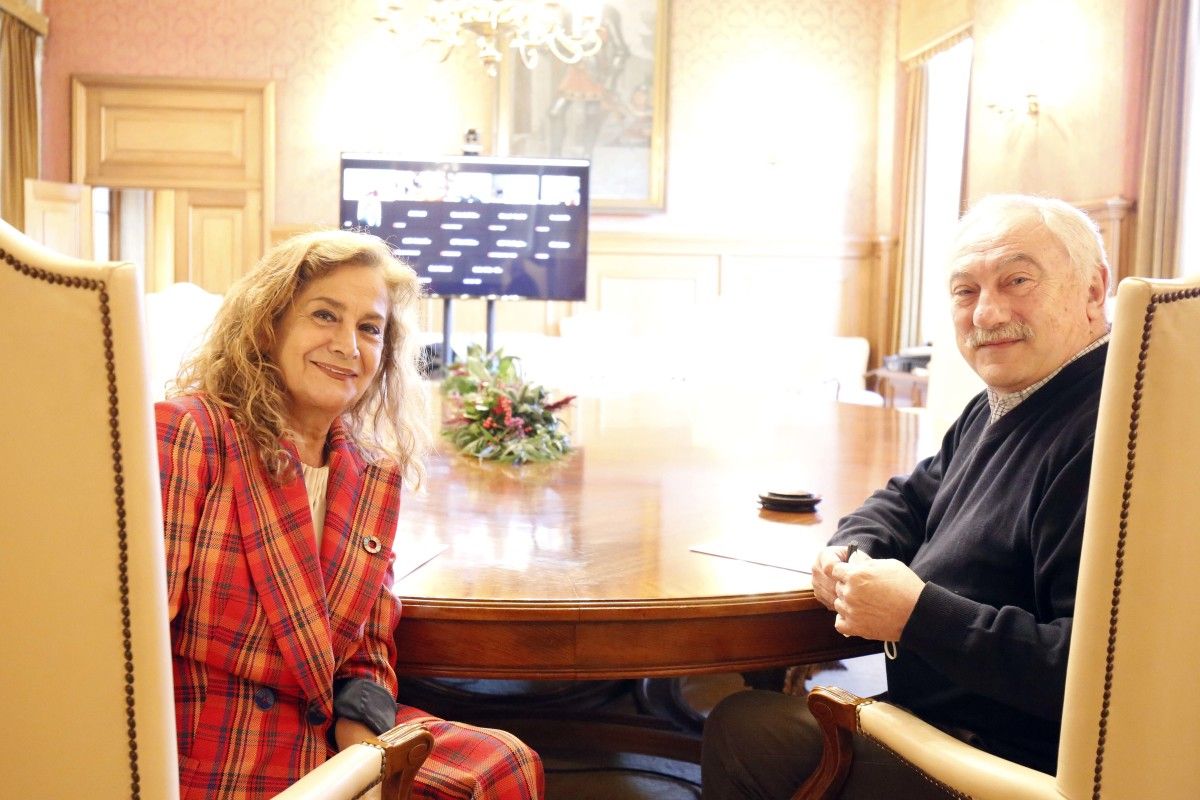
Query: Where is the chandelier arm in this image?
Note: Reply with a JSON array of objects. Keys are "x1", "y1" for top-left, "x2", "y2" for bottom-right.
[{"x1": 382, "y1": 0, "x2": 606, "y2": 73}]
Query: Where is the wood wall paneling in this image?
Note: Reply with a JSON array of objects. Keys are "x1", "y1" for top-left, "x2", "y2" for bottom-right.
[
  {"x1": 590, "y1": 252, "x2": 720, "y2": 339},
  {"x1": 71, "y1": 75, "x2": 275, "y2": 292},
  {"x1": 270, "y1": 226, "x2": 884, "y2": 364},
  {"x1": 22, "y1": 178, "x2": 93, "y2": 259},
  {"x1": 1077, "y1": 196, "x2": 1135, "y2": 284},
  {"x1": 173, "y1": 189, "x2": 262, "y2": 294},
  {"x1": 151, "y1": 189, "x2": 176, "y2": 292},
  {"x1": 419, "y1": 296, "x2": 568, "y2": 341},
  {"x1": 71, "y1": 76, "x2": 269, "y2": 190},
  {"x1": 718, "y1": 252, "x2": 869, "y2": 338}
]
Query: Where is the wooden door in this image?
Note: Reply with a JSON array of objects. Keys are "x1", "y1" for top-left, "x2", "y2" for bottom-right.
[
  {"x1": 23, "y1": 178, "x2": 92, "y2": 259},
  {"x1": 160, "y1": 188, "x2": 262, "y2": 293},
  {"x1": 71, "y1": 75, "x2": 275, "y2": 292}
]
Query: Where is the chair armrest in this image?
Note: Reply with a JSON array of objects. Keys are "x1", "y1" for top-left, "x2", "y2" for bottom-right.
[
  {"x1": 273, "y1": 722, "x2": 434, "y2": 800},
  {"x1": 791, "y1": 686, "x2": 873, "y2": 800},
  {"x1": 856, "y1": 703, "x2": 1056, "y2": 800}
]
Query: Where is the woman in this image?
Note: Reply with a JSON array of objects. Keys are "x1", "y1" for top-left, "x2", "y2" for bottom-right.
[{"x1": 156, "y1": 230, "x2": 544, "y2": 800}]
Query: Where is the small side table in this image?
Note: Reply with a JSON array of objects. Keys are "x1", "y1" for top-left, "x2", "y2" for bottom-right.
[{"x1": 868, "y1": 368, "x2": 929, "y2": 408}]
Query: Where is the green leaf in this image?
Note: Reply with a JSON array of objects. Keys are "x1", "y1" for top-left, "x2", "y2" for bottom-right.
[{"x1": 438, "y1": 343, "x2": 574, "y2": 465}]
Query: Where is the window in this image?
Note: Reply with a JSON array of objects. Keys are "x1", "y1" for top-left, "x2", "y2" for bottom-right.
[{"x1": 915, "y1": 38, "x2": 973, "y2": 345}]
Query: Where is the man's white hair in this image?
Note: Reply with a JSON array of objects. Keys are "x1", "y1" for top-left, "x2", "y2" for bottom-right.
[{"x1": 952, "y1": 194, "x2": 1110, "y2": 285}]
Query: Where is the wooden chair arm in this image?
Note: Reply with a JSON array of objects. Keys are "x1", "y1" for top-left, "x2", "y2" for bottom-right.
[
  {"x1": 793, "y1": 690, "x2": 1059, "y2": 800},
  {"x1": 791, "y1": 686, "x2": 873, "y2": 800},
  {"x1": 856, "y1": 703, "x2": 1055, "y2": 800},
  {"x1": 371, "y1": 722, "x2": 436, "y2": 800},
  {"x1": 272, "y1": 722, "x2": 433, "y2": 800}
]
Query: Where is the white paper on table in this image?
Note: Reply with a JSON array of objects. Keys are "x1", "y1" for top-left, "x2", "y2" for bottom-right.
[
  {"x1": 690, "y1": 531, "x2": 824, "y2": 574},
  {"x1": 394, "y1": 540, "x2": 448, "y2": 580}
]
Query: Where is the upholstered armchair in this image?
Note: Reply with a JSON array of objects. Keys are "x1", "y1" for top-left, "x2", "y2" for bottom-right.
[
  {"x1": 795, "y1": 274, "x2": 1200, "y2": 800},
  {"x1": 273, "y1": 725, "x2": 434, "y2": 800},
  {"x1": 0, "y1": 219, "x2": 431, "y2": 799}
]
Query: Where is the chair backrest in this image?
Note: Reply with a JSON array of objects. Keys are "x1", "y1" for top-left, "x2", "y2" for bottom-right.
[
  {"x1": 0, "y1": 220, "x2": 179, "y2": 796},
  {"x1": 1058, "y1": 275, "x2": 1200, "y2": 798}
]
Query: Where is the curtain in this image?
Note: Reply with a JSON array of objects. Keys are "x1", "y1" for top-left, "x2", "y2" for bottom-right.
[
  {"x1": 1, "y1": 11, "x2": 38, "y2": 230},
  {"x1": 899, "y1": 0, "x2": 971, "y2": 63},
  {"x1": 889, "y1": 27, "x2": 972, "y2": 354},
  {"x1": 1135, "y1": 0, "x2": 1191, "y2": 279},
  {"x1": 891, "y1": 64, "x2": 930, "y2": 353}
]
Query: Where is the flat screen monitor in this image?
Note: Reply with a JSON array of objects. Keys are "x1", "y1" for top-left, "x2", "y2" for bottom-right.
[{"x1": 339, "y1": 153, "x2": 589, "y2": 301}]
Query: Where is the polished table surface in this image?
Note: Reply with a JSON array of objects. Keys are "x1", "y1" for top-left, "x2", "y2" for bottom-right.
[{"x1": 392, "y1": 389, "x2": 927, "y2": 680}]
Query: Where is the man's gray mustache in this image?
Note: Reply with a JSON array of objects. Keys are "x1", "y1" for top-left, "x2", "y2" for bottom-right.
[{"x1": 963, "y1": 323, "x2": 1034, "y2": 349}]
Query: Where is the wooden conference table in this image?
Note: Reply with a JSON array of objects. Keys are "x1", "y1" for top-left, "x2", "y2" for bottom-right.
[{"x1": 392, "y1": 389, "x2": 927, "y2": 682}]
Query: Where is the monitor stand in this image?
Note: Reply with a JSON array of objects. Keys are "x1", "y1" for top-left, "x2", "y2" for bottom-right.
[
  {"x1": 438, "y1": 297, "x2": 498, "y2": 377},
  {"x1": 485, "y1": 298, "x2": 497, "y2": 354},
  {"x1": 440, "y1": 297, "x2": 453, "y2": 377}
]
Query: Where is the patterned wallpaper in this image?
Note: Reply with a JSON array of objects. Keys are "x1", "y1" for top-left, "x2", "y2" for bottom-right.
[
  {"x1": 41, "y1": 0, "x2": 886, "y2": 237},
  {"x1": 40, "y1": 0, "x2": 493, "y2": 226},
  {"x1": 966, "y1": 0, "x2": 1144, "y2": 203},
  {"x1": 664, "y1": 0, "x2": 885, "y2": 235}
]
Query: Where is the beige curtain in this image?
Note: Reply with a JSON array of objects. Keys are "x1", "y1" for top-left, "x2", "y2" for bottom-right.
[
  {"x1": 1135, "y1": 0, "x2": 1190, "y2": 279},
  {"x1": 891, "y1": 64, "x2": 930, "y2": 353},
  {"x1": 1, "y1": 12, "x2": 38, "y2": 230},
  {"x1": 889, "y1": 28, "x2": 973, "y2": 354},
  {"x1": 899, "y1": 0, "x2": 971, "y2": 64}
]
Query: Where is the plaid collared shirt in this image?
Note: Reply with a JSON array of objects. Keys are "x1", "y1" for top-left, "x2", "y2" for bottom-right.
[{"x1": 987, "y1": 332, "x2": 1111, "y2": 424}]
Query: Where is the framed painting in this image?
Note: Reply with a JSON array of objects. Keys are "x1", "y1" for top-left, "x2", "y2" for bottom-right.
[{"x1": 503, "y1": 0, "x2": 669, "y2": 213}]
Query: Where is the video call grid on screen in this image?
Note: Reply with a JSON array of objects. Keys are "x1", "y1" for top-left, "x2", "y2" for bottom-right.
[{"x1": 340, "y1": 154, "x2": 590, "y2": 301}]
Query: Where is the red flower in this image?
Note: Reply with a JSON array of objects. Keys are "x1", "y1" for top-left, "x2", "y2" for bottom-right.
[{"x1": 545, "y1": 395, "x2": 576, "y2": 412}]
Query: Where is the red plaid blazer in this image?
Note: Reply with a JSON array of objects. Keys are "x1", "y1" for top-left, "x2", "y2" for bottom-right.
[{"x1": 156, "y1": 394, "x2": 403, "y2": 800}]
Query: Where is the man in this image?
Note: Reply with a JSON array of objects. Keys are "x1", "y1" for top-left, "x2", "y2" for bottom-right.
[{"x1": 701, "y1": 194, "x2": 1113, "y2": 799}]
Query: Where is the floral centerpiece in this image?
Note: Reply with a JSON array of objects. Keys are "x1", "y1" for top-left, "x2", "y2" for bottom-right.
[{"x1": 440, "y1": 344, "x2": 575, "y2": 464}]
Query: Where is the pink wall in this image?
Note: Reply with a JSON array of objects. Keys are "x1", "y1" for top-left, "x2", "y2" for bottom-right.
[
  {"x1": 41, "y1": 0, "x2": 491, "y2": 225},
  {"x1": 41, "y1": 1, "x2": 1148, "y2": 237},
  {"x1": 966, "y1": 0, "x2": 1151, "y2": 204},
  {"x1": 40, "y1": 0, "x2": 887, "y2": 237},
  {"x1": 42, "y1": 0, "x2": 342, "y2": 181}
]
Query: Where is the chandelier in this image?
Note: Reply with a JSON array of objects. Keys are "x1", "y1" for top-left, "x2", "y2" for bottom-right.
[{"x1": 376, "y1": 1, "x2": 605, "y2": 77}]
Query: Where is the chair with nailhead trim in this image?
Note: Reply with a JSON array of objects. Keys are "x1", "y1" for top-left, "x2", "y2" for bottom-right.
[
  {"x1": 0, "y1": 219, "x2": 431, "y2": 799},
  {"x1": 793, "y1": 274, "x2": 1200, "y2": 799}
]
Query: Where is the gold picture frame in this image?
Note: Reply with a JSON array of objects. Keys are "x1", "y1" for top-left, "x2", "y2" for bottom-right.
[{"x1": 502, "y1": 0, "x2": 669, "y2": 213}]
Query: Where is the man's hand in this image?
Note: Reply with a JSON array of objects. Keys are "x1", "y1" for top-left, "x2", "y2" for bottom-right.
[
  {"x1": 830, "y1": 555, "x2": 925, "y2": 642},
  {"x1": 812, "y1": 545, "x2": 857, "y2": 609}
]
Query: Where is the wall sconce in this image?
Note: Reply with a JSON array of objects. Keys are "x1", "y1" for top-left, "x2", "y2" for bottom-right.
[{"x1": 987, "y1": 92, "x2": 1040, "y2": 118}]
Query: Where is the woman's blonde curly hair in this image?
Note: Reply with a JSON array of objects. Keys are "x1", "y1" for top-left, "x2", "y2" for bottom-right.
[{"x1": 172, "y1": 229, "x2": 429, "y2": 486}]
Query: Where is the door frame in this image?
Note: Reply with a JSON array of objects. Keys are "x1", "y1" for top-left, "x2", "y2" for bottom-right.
[{"x1": 70, "y1": 74, "x2": 275, "y2": 285}]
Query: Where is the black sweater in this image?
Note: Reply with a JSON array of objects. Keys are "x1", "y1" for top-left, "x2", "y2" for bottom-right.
[{"x1": 832, "y1": 344, "x2": 1108, "y2": 773}]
